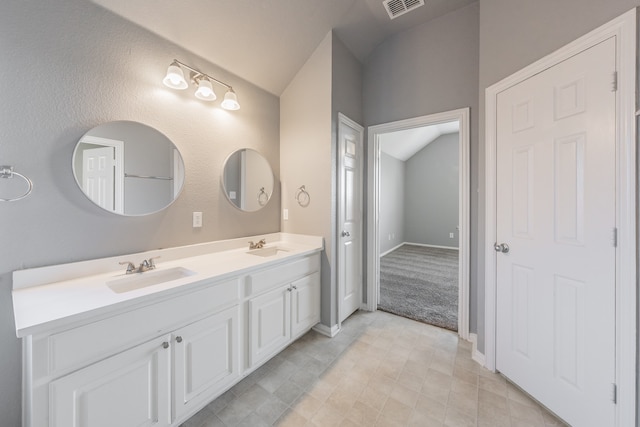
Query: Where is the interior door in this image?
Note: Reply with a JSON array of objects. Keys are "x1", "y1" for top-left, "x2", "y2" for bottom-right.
[
  {"x1": 82, "y1": 146, "x2": 115, "y2": 211},
  {"x1": 495, "y1": 38, "x2": 616, "y2": 426},
  {"x1": 338, "y1": 114, "x2": 364, "y2": 323}
]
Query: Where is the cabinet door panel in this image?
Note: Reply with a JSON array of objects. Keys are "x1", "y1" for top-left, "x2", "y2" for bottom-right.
[
  {"x1": 173, "y1": 307, "x2": 239, "y2": 421},
  {"x1": 49, "y1": 335, "x2": 171, "y2": 427},
  {"x1": 249, "y1": 285, "x2": 291, "y2": 366},
  {"x1": 291, "y1": 272, "x2": 321, "y2": 338}
]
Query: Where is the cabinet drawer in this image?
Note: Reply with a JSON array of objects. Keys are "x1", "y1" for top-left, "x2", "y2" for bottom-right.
[
  {"x1": 42, "y1": 279, "x2": 239, "y2": 378},
  {"x1": 246, "y1": 254, "x2": 320, "y2": 296}
]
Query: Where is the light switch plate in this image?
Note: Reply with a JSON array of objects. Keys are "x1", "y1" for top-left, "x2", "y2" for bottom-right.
[{"x1": 193, "y1": 212, "x2": 202, "y2": 228}]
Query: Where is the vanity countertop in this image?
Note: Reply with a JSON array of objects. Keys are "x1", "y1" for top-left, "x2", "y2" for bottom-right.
[{"x1": 12, "y1": 233, "x2": 323, "y2": 338}]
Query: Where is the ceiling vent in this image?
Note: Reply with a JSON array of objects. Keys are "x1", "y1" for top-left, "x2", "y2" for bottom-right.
[{"x1": 383, "y1": 0, "x2": 425, "y2": 20}]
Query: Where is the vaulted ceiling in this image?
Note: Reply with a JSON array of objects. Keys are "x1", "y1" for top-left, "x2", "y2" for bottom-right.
[{"x1": 90, "y1": 0, "x2": 476, "y2": 95}]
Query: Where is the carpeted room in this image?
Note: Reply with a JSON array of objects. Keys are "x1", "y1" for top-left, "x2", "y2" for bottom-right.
[{"x1": 378, "y1": 127, "x2": 460, "y2": 331}]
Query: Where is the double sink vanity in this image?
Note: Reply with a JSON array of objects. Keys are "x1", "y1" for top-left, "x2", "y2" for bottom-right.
[{"x1": 12, "y1": 232, "x2": 323, "y2": 427}]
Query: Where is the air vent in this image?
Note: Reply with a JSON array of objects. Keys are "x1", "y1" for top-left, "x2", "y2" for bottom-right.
[{"x1": 383, "y1": 0, "x2": 425, "y2": 20}]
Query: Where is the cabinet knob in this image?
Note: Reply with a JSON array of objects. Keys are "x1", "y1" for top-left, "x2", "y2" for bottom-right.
[
  {"x1": 292, "y1": 285, "x2": 297, "y2": 290},
  {"x1": 176, "y1": 336, "x2": 183, "y2": 343},
  {"x1": 287, "y1": 287, "x2": 292, "y2": 292},
  {"x1": 162, "y1": 342, "x2": 170, "y2": 349}
]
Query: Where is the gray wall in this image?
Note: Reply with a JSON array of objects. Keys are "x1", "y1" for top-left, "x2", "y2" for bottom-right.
[
  {"x1": 380, "y1": 152, "x2": 405, "y2": 254},
  {"x1": 405, "y1": 133, "x2": 459, "y2": 248},
  {"x1": 0, "y1": 1, "x2": 280, "y2": 425},
  {"x1": 477, "y1": 0, "x2": 640, "y2": 353},
  {"x1": 331, "y1": 33, "x2": 365, "y2": 323},
  {"x1": 280, "y1": 33, "x2": 334, "y2": 326},
  {"x1": 364, "y1": 2, "x2": 479, "y2": 333}
]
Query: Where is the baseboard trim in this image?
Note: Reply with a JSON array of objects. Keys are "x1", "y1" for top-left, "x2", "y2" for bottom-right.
[
  {"x1": 470, "y1": 333, "x2": 486, "y2": 367},
  {"x1": 380, "y1": 243, "x2": 405, "y2": 257},
  {"x1": 313, "y1": 323, "x2": 341, "y2": 338},
  {"x1": 404, "y1": 242, "x2": 459, "y2": 251}
]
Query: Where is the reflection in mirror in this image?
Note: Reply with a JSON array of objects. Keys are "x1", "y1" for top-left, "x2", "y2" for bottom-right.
[
  {"x1": 72, "y1": 121, "x2": 185, "y2": 216},
  {"x1": 222, "y1": 149, "x2": 274, "y2": 212}
]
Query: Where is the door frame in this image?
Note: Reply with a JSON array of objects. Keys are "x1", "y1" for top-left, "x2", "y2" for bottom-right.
[
  {"x1": 366, "y1": 108, "x2": 470, "y2": 340},
  {"x1": 337, "y1": 113, "x2": 364, "y2": 326},
  {"x1": 484, "y1": 9, "x2": 636, "y2": 426},
  {"x1": 79, "y1": 135, "x2": 125, "y2": 214}
]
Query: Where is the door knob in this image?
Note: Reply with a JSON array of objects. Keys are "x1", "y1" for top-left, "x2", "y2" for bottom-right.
[
  {"x1": 494, "y1": 243, "x2": 509, "y2": 253},
  {"x1": 341, "y1": 231, "x2": 350, "y2": 237}
]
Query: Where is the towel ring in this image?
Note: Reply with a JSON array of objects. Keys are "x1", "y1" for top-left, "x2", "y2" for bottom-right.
[
  {"x1": 0, "y1": 166, "x2": 33, "y2": 202},
  {"x1": 257, "y1": 187, "x2": 269, "y2": 206},
  {"x1": 295, "y1": 185, "x2": 310, "y2": 207}
]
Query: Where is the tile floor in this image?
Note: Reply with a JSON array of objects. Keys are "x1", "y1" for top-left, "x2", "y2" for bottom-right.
[{"x1": 181, "y1": 310, "x2": 567, "y2": 427}]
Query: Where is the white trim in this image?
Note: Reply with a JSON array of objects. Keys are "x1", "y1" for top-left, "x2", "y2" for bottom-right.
[
  {"x1": 403, "y1": 242, "x2": 459, "y2": 251},
  {"x1": 380, "y1": 243, "x2": 406, "y2": 258},
  {"x1": 380, "y1": 242, "x2": 459, "y2": 257},
  {"x1": 483, "y1": 9, "x2": 636, "y2": 426},
  {"x1": 367, "y1": 108, "x2": 470, "y2": 340},
  {"x1": 469, "y1": 333, "x2": 486, "y2": 367},
  {"x1": 337, "y1": 113, "x2": 364, "y2": 326},
  {"x1": 77, "y1": 135, "x2": 125, "y2": 214},
  {"x1": 312, "y1": 323, "x2": 341, "y2": 338}
]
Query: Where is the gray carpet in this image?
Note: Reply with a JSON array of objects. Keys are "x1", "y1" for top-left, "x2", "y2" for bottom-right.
[{"x1": 379, "y1": 244, "x2": 458, "y2": 331}]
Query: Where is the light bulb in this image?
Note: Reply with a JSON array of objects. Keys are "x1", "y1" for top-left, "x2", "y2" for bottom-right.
[
  {"x1": 194, "y1": 77, "x2": 216, "y2": 101},
  {"x1": 221, "y1": 89, "x2": 240, "y2": 110},
  {"x1": 163, "y1": 62, "x2": 188, "y2": 90}
]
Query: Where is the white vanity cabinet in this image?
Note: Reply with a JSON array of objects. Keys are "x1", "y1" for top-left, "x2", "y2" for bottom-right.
[
  {"x1": 47, "y1": 307, "x2": 240, "y2": 427},
  {"x1": 17, "y1": 241, "x2": 323, "y2": 427},
  {"x1": 248, "y1": 255, "x2": 321, "y2": 368},
  {"x1": 173, "y1": 306, "x2": 239, "y2": 421},
  {"x1": 50, "y1": 334, "x2": 173, "y2": 427},
  {"x1": 24, "y1": 279, "x2": 241, "y2": 427}
]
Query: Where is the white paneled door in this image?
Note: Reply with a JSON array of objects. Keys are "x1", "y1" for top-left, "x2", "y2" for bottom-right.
[
  {"x1": 338, "y1": 114, "x2": 364, "y2": 323},
  {"x1": 496, "y1": 38, "x2": 616, "y2": 427},
  {"x1": 82, "y1": 146, "x2": 115, "y2": 211}
]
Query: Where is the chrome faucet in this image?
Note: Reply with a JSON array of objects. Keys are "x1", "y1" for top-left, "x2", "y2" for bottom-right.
[
  {"x1": 119, "y1": 256, "x2": 160, "y2": 274},
  {"x1": 119, "y1": 261, "x2": 137, "y2": 274},
  {"x1": 248, "y1": 239, "x2": 266, "y2": 250}
]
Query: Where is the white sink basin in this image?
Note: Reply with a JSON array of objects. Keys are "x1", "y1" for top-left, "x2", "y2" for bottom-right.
[
  {"x1": 107, "y1": 267, "x2": 196, "y2": 294},
  {"x1": 246, "y1": 247, "x2": 289, "y2": 257}
]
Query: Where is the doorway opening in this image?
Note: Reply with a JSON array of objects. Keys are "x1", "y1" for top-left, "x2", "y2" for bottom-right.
[
  {"x1": 367, "y1": 108, "x2": 470, "y2": 339},
  {"x1": 378, "y1": 123, "x2": 460, "y2": 330}
]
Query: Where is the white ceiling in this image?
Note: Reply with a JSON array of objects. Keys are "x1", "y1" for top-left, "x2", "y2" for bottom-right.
[
  {"x1": 90, "y1": 0, "x2": 476, "y2": 95},
  {"x1": 380, "y1": 121, "x2": 459, "y2": 161}
]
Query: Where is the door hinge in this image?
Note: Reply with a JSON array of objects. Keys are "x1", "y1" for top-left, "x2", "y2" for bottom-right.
[
  {"x1": 613, "y1": 227, "x2": 618, "y2": 247},
  {"x1": 611, "y1": 383, "x2": 617, "y2": 404},
  {"x1": 612, "y1": 71, "x2": 618, "y2": 92}
]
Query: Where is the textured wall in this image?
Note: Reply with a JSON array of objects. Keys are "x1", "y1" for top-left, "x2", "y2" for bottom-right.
[
  {"x1": 0, "y1": 1, "x2": 280, "y2": 425},
  {"x1": 364, "y1": 2, "x2": 479, "y2": 333},
  {"x1": 405, "y1": 133, "x2": 459, "y2": 248},
  {"x1": 379, "y1": 152, "x2": 406, "y2": 254},
  {"x1": 331, "y1": 34, "x2": 365, "y2": 321},
  {"x1": 280, "y1": 33, "x2": 333, "y2": 325}
]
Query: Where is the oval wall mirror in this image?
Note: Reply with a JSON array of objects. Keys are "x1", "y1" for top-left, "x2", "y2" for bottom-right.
[
  {"x1": 222, "y1": 149, "x2": 274, "y2": 212},
  {"x1": 72, "y1": 121, "x2": 185, "y2": 216}
]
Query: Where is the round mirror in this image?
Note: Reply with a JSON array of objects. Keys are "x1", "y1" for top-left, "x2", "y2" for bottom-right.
[
  {"x1": 72, "y1": 121, "x2": 185, "y2": 216},
  {"x1": 222, "y1": 149, "x2": 274, "y2": 212}
]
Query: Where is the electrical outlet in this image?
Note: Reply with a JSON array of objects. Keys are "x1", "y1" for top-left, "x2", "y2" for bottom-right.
[
  {"x1": 449, "y1": 232, "x2": 454, "y2": 238},
  {"x1": 193, "y1": 212, "x2": 202, "y2": 228}
]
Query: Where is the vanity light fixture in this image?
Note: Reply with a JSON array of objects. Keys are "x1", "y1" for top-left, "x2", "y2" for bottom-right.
[{"x1": 163, "y1": 59, "x2": 240, "y2": 110}]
